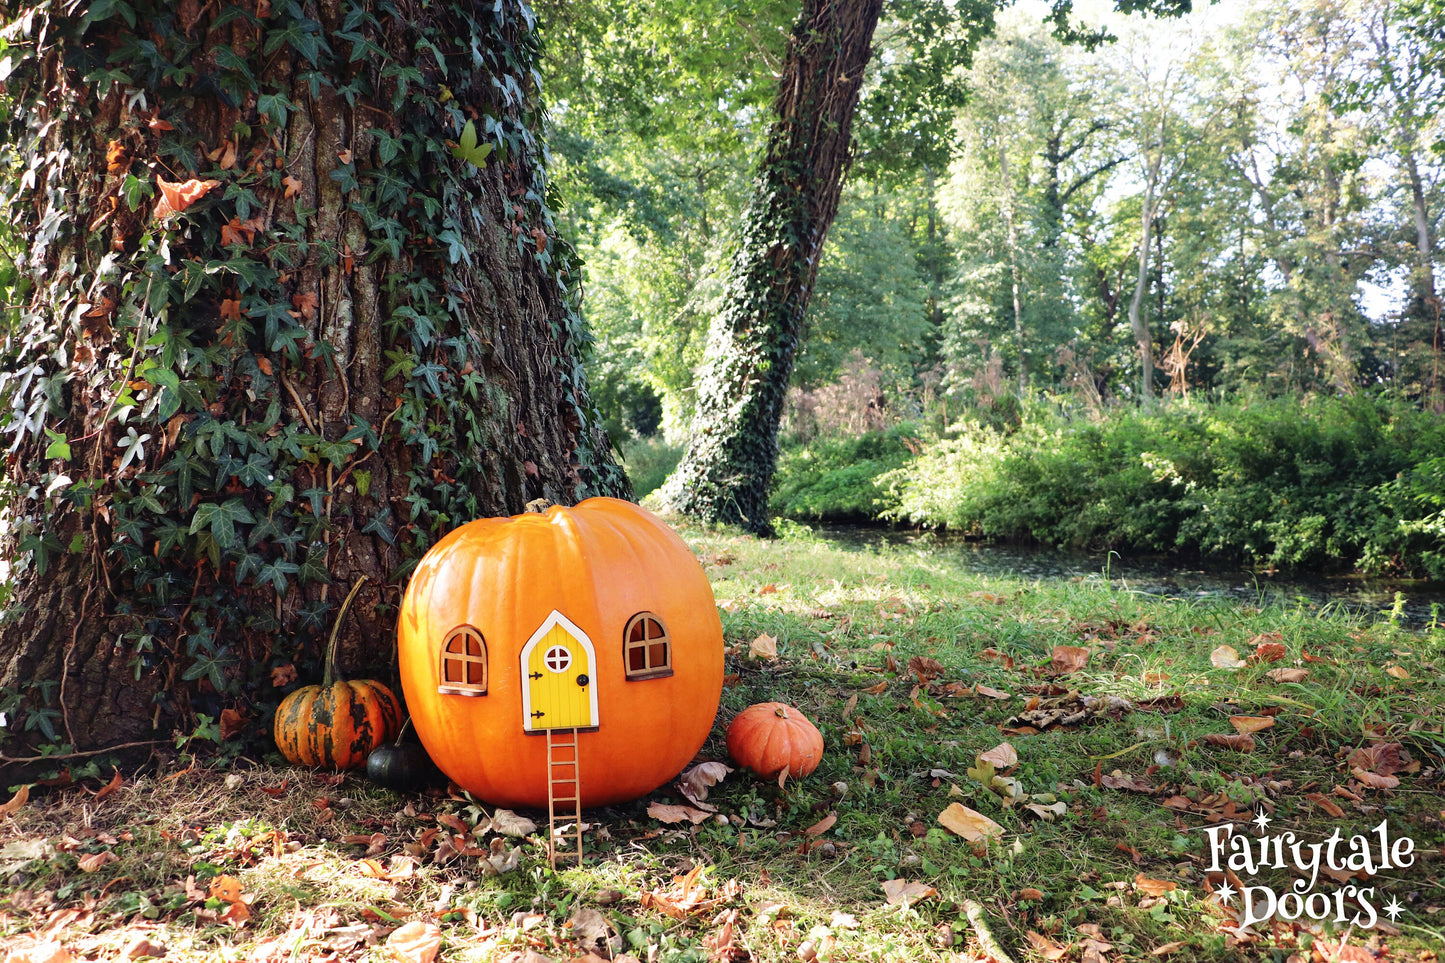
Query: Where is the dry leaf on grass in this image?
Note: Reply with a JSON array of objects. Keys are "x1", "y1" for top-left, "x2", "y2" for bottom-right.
[
  {"x1": 1229, "y1": 715, "x2": 1275, "y2": 735},
  {"x1": 881, "y1": 879, "x2": 936, "y2": 906},
  {"x1": 749, "y1": 634, "x2": 778, "y2": 660},
  {"x1": 678, "y1": 761, "x2": 733, "y2": 807},
  {"x1": 76, "y1": 851, "x2": 116, "y2": 873},
  {"x1": 1047, "y1": 645, "x2": 1090, "y2": 675},
  {"x1": 803, "y1": 813, "x2": 837, "y2": 837},
  {"x1": 937, "y1": 803, "x2": 1003, "y2": 842},
  {"x1": 1306, "y1": 792, "x2": 1346, "y2": 818},
  {"x1": 1203, "y1": 733, "x2": 1255, "y2": 751},
  {"x1": 93, "y1": 769, "x2": 124, "y2": 801},
  {"x1": 1348, "y1": 742, "x2": 1409, "y2": 776},
  {"x1": 975, "y1": 684, "x2": 1011, "y2": 700},
  {"x1": 490, "y1": 809, "x2": 537, "y2": 837},
  {"x1": 1384, "y1": 665, "x2": 1412, "y2": 680},
  {"x1": 1351, "y1": 768, "x2": 1401, "y2": 790},
  {"x1": 1100, "y1": 770, "x2": 1154, "y2": 792},
  {"x1": 1026, "y1": 931, "x2": 1069, "y2": 961},
  {"x1": 1210, "y1": 645, "x2": 1245, "y2": 669},
  {"x1": 0, "y1": 784, "x2": 29, "y2": 817},
  {"x1": 647, "y1": 802, "x2": 714, "y2": 825},
  {"x1": 978, "y1": 742, "x2": 1017, "y2": 769},
  {"x1": 1266, "y1": 667, "x2": 1309, "y2": 683},
  {"x1": 4, "y1": 941, "x2": 71, "y2": 963},
  {"x1": 1133, "y1": 874, "x2": 1177, "y2": 896},
  {"x1": 386, "y1": 920, "x2": 442, "y2": 963},
  {"x1": 1152, "y1": 942, "x2": 1186, "y2": 956}
]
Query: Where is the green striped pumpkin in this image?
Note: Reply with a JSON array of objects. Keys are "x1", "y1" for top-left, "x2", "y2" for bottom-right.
[
  {"x1": 275, "y1": 679, "x2": 401, "y2": 769},
  {"x1": 274, "y1": 577, "x2": 401, "y2": 770}
]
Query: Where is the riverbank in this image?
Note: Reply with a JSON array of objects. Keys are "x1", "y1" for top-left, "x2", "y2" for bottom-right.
[
  {"x1": 769, "y1": 394, "x2": 1445, "y2": 580},
  {"x1": 3, "y1": 521, "x2": 1441, "y2": 962}
]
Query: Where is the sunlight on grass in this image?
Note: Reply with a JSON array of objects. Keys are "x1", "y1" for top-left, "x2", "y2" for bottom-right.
[{"x1": 2, "y1": 521, "x2": 1443, "y2": 962}]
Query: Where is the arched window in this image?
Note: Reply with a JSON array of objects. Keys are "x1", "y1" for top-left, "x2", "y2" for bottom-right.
[
  {"x1": 438, "y1": 626, "x2": 487, "y2": 696},
  {"x1": 623, "y1": 613, "x2": 672, "y2": 680}
]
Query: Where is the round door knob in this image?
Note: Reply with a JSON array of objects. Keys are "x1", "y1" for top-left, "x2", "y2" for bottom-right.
[{"x1": 576, "y1": 673, "x2": 589, "y2": 687}]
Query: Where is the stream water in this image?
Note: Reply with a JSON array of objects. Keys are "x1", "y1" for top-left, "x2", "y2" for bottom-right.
[{"x1": 812, "y1": 524, "x2": 1445, "y2": 629}]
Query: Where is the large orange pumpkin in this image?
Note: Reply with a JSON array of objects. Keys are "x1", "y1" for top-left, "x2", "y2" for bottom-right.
[
  {"x1": 726, "y1": 703, "x2": 824, "y2": 779},
  {"x1": 398, "y1": 497, "x2": 724, "y2": 808}
]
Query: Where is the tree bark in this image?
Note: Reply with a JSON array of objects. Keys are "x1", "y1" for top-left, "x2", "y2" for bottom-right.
[
  {"x1": 660, "y1": 0, "x2": 884, "y2": 534},
  {"x1": 0, "y1": 0, "x2": 625, "y2": 767},
  {"x1": 1127, "y1": 152, "x2": 1162, "y2": 402}
]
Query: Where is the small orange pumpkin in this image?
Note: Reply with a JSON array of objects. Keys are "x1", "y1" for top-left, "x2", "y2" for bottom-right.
[
  {"x1": 726, "y1": 702, "x2": 824, "y2": 779},
  {"x1": 275, "y1": 578, "x2": 401, "y2": 769}
]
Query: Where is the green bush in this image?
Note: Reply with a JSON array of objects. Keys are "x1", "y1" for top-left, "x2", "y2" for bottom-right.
[
  {"x1": 884, "y1": 394, "x2": 1445, "y2": 577},
  {"x1": 620, "y1": 436, "x2": 683, "y2": 498},
  {"x1": 770, "y1": 424, "x2": 925, "y2": 521}
]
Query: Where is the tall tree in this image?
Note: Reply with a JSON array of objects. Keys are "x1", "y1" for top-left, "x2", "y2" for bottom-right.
[
  {"x1": 0, "y1": 0, "x2": 625, "y2": 764},
  {"x1": 659, "y1": 0, "x2": 887, "y2": 533}
]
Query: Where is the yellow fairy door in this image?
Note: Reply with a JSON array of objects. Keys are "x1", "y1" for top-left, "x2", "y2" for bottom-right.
[{"x1": 520, "y1": 611, "x2": 599, "y2": 732}]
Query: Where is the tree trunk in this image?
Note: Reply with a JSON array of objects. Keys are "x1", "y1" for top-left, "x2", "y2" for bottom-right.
[
  {"x1": 1127, "y1": 152, "x2": 1162, "y2": 402},
  {"x1": 0, "y1": 0, "x2": 625, "y2": 768},
  {"x1": 659, "y1": 0, "x2": 884, "y2": 534},
  {"x1": 998, "y1": 145, "x2": 1027, "y2": 391}
]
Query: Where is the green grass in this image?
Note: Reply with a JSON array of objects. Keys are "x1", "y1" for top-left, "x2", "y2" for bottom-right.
[{"x1": 2, "y1": 520, "x2": 1442, "y2": 962}]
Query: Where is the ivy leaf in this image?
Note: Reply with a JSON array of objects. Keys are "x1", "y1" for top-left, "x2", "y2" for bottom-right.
[
  {"x1": 44, "y1": 429, "x2": 71, "y2": 461},
  {"x1": 450, "y1": 119, "x2": 493, "y2": 168},
  {"x1": 189, "y1": 498, "x2": 256, "y2": 550}
]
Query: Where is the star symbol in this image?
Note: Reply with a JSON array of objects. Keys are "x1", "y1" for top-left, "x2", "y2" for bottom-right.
[
  {"x1": 1384, "y1": 896, "x2": 1406, "y2": 921},
  {"x1": 1215, "y1": 881, "x2": 1237, "y2": 905},
  {"x1": 1253, "y1": 810, "x2": 1272, "y2": 832}
]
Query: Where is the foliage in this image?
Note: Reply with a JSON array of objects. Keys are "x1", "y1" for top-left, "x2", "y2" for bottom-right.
[
  {"x1": 619, "y1": 435, "x2": 683, "y2": 499},
  {"x1": 771, "y1": 424, "x2": 923, "y2": 521},
  {"x1": 885, "y1": 393, "x2": 1445, "y2": 576}
]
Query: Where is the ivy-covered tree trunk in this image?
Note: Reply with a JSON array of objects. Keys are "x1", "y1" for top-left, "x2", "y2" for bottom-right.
[
  {"x1": 0, "y1": 0, "x2": 626, "y2": 767},
  {"x1": 659, "y1": 0, "x2": 883, "y2": 534}
]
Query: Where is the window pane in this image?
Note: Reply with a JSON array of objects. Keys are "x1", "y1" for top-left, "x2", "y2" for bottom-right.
[
  {"x1": 446, "y1": 635, "x2": 465, "y2": 653},
  {"x1": 629, "y1": 646, "x2": 647, "y2": 672},
  {"x1": 467, "y1": 660, "x2": 485, "y2": 685},
  {"x1": 649, "y1": 642, "x2": 668, "y2": 668},
  {"x1": 466, "y1": 633, "x2": 482, "y2": 656},
  {"x1": 629, "y1": 619, "x2": 646, "y2": 643},
  {"x1": 444, "y1": 659, "x2": 462, "y2": 683},
  {"x1": 647, "y1": 619, "x2": 665, "y2": 640}
]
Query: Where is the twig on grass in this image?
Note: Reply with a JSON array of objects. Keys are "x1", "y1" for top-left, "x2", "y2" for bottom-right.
[{"x1": 962, "y1": 899, "x2": 1018, "y2": 963}]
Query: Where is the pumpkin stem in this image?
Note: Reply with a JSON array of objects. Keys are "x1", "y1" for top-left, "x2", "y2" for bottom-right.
[
  {"x1": 395, "y1": 717, "x2": 413, "y2": 747},
  {"x1": 323, "y1": 576, "x2": 368, "y2": 687},
  {"x1": 774, "y1": 706, "x2": 788, "y2": 719}
]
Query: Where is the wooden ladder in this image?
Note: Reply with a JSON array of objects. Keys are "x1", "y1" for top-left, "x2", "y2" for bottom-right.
[{"x1": 546, "y1": 727, "x2": 582, "y2": 869}]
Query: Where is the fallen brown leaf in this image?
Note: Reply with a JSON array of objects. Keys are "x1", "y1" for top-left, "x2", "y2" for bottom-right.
[
  {"x1": 0, "y1": 784, "x2": 29, "y2": 817},
  {"x1": 1026, "y1": 931, "x2": 1069, "y2": 961},
  {"x1": 937, "y1": 803, "x2": 1003, "y2": 842},
  {"x1": 679, "y1": 761, "x2": 733, "y2": 807},
  {"x1": 1047, "y1": 645, "x2": 1090, "y2": 675},
  {"x1": 1133, "y1": 874, "x2": 1177, "y2": 896},
  {"x1": 978, "y1": 742, "x2": 1017, "y2": 769},
  {"x1": 803, "y1": 812, "x2": 837, "y2": 837},
  {"x1": 1203, "y1": 733, "x2": 1255, "y2": 751},
  {"x1": 1266, "y1": 667, "x2": 1309, "y2": 684},
  {"x1": 881, "y1": 879, "x2": 936, "y2": 906},
  {"x1": 647, "y1": 802, "x2": 714, "y2": 826},
  {"x1": 1351, "y1": 768, "x2": 1400, "y2": 790},
  {"x1": 1210, "y1": 645, "x2": 1245, "y2": 669},
  {"x1": 386, "y1": 920, "x2": 441, "y2": 963},
  {"x1": 749, "y1": 634, "x2": 778, "y2": 660},
  {"x1": 1229, "y1": 715, "x2": 1275, "y2": 735},
  {"x1": 1305, "y1": 792, "x2": 1346, "y2": 818}
]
